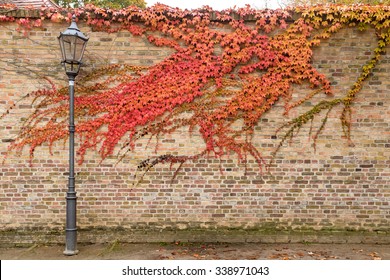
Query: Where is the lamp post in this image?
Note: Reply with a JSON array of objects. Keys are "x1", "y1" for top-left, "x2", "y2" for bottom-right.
[{"x1": 58, "y1": 15, "x2": 88, "y2": 256}]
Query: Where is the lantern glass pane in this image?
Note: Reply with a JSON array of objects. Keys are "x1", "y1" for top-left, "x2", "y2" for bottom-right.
[
  {"x1": 74, "y1": 37, "x2": 87, "y2": 62},
  {"x1": 58, "y1": 36, "x2": 67, "y2": 62},
  {"x1": 62, "y1": 35, "x2": 76, "y2": 62},
  {"x1": 60, "y1": 35, "x2": 87, "y2": 63}
]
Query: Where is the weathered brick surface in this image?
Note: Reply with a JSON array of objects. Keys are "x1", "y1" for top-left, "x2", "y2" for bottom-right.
[{"x1": 0, "y1": 18, "x2": 389, "y2": 240}]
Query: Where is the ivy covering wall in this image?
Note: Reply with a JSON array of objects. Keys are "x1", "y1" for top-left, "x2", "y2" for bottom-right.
[{"x1": 0, "y1": 4, "x2": 389, "y2": 236}]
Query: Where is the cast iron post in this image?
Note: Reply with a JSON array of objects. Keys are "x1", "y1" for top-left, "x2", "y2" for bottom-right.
[{"x1": 64, "y1": 73, "x2": 78, "y2": 255}]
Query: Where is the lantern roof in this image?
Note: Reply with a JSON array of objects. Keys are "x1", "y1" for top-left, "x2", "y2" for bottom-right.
[{"x1": 59, "y1": 15, "x2": 89, "y2": 42}]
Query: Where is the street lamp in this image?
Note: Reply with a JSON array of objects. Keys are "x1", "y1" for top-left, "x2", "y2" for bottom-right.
[{"x1": 58, "y1": 15, "x2": 88, "y2": 256}]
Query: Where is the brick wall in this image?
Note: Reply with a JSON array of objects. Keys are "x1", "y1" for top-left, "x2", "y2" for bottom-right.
[{"x1": 0, "y1": 16, "x2": 389, "y2": 241}]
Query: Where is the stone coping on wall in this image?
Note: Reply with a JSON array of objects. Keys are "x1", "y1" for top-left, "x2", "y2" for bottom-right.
[
  {"x1": 0, "y1": 8, "x2": 41, "y2": 18},
  {"x1": 0, "y1": 7, "x2": 258, "y2": 21},
  {"x1": 1, "y1": 228, "x2": 389, "y2": 247},
  {"x1": 0, "y1": 7, "x2": 301, "y2": 21}
]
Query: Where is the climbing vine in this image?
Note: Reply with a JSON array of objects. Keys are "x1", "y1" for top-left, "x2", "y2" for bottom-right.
[{"x1": 1, "y1": 4, "x2": 390, "y2": 178}]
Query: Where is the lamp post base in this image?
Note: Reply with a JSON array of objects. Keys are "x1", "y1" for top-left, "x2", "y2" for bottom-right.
[{"x1": 63, "y1": 249, "x2": 79, "y2": 256}]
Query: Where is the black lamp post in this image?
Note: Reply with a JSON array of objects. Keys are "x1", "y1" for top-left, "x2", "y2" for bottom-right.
[{"x1": 58, "y1": 15, "x2": 88, "y2": 256}]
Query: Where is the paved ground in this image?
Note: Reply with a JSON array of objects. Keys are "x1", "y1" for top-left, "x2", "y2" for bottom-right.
[{"x1": 1, "y1": 242, "x2": 389, "y2": 260}]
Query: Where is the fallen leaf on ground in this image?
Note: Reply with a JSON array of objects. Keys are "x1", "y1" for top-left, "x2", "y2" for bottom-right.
[
  {"x1": 269, "y1": 253, "x2": 291, "y2": 260},
  {"x1": 367, "y1": 252, "x2": 382, "y2": 260}
]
